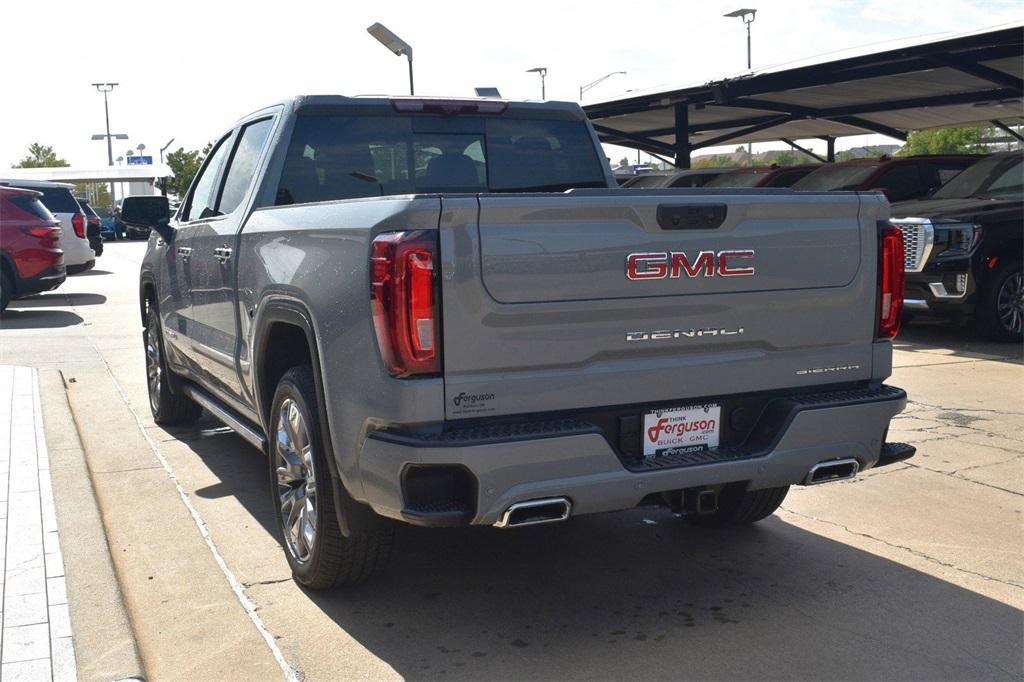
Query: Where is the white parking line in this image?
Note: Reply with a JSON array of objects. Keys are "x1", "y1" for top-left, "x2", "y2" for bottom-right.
[{"x1": 87, "y1": 352, "x2": 299, "y2": 682}]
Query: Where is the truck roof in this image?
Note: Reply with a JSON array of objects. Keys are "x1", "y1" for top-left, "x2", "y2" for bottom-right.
[{"x1": 237, "y1": 95, "x2": 589, "y2": 125}]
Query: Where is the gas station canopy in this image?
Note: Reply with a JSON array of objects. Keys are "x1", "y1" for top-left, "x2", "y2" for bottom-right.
[{"x1": 583, "y1": 23, "x2": 1023, "y2": 166}]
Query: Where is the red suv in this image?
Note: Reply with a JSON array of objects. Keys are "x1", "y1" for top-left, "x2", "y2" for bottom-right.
[
  {"x1": 0, "y1": 186, "x2": 66, "y2": 312},
  {"x1": 792, "y1": 155, "x2": 982, "y2": 202}
]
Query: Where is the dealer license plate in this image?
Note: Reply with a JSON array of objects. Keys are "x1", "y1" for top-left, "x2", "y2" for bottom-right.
[{"x1": 642, "y1": 403, "x2": 721, "y2": 458}]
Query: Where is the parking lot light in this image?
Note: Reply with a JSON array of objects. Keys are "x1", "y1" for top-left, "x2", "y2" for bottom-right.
[
  {"x1": 367, "y1": 23, "x2": 415, "y2": 95},
  {"x1": 724, "y1": 9, "x2": 757, "y2": 166},
  {"x1": 579, "y1": 71, "x2": 626, "y2": 101},
  {"x1": 91, "y1": 82, "x2": 129, "y2": 211},
  {"x1": 527, "y1": 67, "x2": 548, "y2": 99}
]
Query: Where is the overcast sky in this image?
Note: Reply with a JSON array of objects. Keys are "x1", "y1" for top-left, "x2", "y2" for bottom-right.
[{"x1": 2, "y1": 0, "x2": 1020, "y2": 169}]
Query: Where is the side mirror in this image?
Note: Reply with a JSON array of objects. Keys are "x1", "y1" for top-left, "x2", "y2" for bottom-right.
[{"x1": 121, "y1": 196, "x2": 173, "y2": 240}]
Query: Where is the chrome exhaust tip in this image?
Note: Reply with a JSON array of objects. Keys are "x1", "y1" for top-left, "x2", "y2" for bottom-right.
[
  {"x1": 494, "y1": 497, "x2": 572, "y2": 528},
  {"x1": 804, "y1": 458, "x2": 860, "y2": 485}
]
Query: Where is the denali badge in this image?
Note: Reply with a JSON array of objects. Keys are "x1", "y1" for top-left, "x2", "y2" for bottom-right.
[
  {"x1": 626, "y1": 250, "x2": 755, "y2": 280},
  {"x1": 796, "y1": 365, "x2": 861, "y2": 375},
  {"x1": 627, "y1": 327, "x2": 744, "y2": 341}
]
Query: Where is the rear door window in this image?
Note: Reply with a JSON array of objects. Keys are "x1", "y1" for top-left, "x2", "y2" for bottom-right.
[{"x1": 218, "y1": 118, "x2": 274, "y2": 215}]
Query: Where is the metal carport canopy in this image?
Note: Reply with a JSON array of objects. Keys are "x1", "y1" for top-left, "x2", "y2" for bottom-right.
[{"x1": 583, "y1": 23, "x2": 1023, "y2": 167}]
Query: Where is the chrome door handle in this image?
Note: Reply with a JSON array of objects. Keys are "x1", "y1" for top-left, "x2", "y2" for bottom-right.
[
  {"x1": 214, "y1": 247, "x2": 232, "y2": 264},
  {"x1": 177, "y1": 246, "x2": 192, "y2": 259}
]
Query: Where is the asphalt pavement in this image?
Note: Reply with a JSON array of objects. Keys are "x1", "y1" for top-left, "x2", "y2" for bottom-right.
[{"x1": 0, "y1": 239, "x2": 1021, "y2": 681}]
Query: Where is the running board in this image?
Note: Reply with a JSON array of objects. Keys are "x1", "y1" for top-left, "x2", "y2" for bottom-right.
[{"x1": 181, "y1": 384, "x2": 267, "y2": 451}]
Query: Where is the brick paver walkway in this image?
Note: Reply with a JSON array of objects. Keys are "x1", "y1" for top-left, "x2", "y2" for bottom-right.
[{"x1": 0, "y1": 366, "x2": 76, "y2": 681}]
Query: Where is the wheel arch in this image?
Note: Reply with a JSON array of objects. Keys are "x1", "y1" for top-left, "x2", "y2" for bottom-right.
[{"x1": 253, "y1": 297, "x2": 385, "y2": 535}]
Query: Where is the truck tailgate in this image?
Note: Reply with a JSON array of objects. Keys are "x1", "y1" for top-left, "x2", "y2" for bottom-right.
[{"x1": 439, "y1": 191, "x2": 887, "y2": 420}]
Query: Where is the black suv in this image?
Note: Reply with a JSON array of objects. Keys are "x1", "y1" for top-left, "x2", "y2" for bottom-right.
[{"x1": 891, "y1": 151, "x2": 1022, "y2": 341}]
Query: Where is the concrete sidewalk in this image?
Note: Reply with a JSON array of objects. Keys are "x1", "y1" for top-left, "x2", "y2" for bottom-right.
[
  {"x1": 1, "y1": 364, "x2": 143, "y2": 682},
  {"x1": 0, "y1": 366, "x2": 75, "y2": 681}
]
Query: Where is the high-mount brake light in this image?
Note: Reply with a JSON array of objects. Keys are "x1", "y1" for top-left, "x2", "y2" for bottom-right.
[
  {"x1": 389, "y1": 98, "x2": 508, "y2": 115},
  {"x1": 877, "y1": 224, "x2": 906, "y2": 339},
  {"x1": 71, "y1": 213, "x2": 86, "y2": 239},
  {"x1": 370, "y1": 231, "x2": 441, "y2": 377}
]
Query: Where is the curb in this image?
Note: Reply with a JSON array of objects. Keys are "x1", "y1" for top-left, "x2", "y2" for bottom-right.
[{"x1": 38, "y1": 369, "x2": 146, "y2": 682}]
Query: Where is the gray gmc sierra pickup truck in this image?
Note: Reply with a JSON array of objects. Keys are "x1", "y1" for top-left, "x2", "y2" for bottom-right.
[{"x1": 123, "y1": 95, "x2": 915, "y2": 588}]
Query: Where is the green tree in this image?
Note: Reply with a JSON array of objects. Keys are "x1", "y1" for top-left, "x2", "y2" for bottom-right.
[
  {"x1": 165, "y1": 146, "x2": 206, "y2": 197},
  {"x1": 73, "y1": 183, "x2": 112, "y2": 209},
  {"x1": 14, "y1": 143, "x2": 69, "y2": 168},
  {"x1": 897, "y1": 126, "x2": 990, "y2": 156}
]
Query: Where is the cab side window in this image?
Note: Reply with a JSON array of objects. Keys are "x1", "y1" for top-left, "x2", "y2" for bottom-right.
[{"x1": 183, "y1": 134, "x2": 234, "y2": 222}]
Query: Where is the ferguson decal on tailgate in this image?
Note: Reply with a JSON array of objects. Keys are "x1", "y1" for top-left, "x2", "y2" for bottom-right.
[
  {"x1": 643, "y1": 404, "x2": 721, "y2": 458},
  {"x1": 626, "y1": 250, "x2": 755, "y2": 280}
]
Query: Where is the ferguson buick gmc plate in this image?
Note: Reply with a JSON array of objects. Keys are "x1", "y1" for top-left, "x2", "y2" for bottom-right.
[{"x1": 643, "y1": 403, "x2": 721, "y2": 458}]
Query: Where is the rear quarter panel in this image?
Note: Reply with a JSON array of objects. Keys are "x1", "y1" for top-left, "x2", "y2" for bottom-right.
[{"x1": 236, "y1": 196, "x2": 444, "y2": 498}]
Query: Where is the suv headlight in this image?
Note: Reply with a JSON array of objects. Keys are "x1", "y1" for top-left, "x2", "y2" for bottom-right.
[{"x1": 935, "y1": 223, "x2": 981, "y2": 257}]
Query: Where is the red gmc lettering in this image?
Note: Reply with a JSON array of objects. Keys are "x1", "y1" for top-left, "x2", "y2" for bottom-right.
[
  {"x1": 626, "y1": 253, "x2": 668, "y2": 280},
  {"x1": 670, "y1": 250, "x2": 715, "y2": 278},
  {"x1": 627, "y1": 250, "x2": 755, "y2": 280},
  {"x1": 717, "y1": 250, "x2": 756, "y2": 276}
]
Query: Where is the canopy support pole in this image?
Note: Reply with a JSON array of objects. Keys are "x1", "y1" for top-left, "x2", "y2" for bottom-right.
[
  {"x1": 781, "y1": 138, "x2": 827, "y2": 163},
  {"x1": 991, "y1": 119, "x2": 1024, "y2": 143},
  {"x1": 674, "y1": 103, "x2": 691, "y2": 168}
]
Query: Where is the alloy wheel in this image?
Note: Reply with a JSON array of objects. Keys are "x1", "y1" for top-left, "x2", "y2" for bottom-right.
[
  {"x1": 145, "y1": 317, "x2": 162, "y2": 414},
  {"x1": 997, "y1": 271, "x2": 1023, "y2": 336},
  {"x1": 275, "y1": 398, "x2": 318, "y2": 564}
]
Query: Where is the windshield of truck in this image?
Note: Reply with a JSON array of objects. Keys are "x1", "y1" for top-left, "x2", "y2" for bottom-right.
[
  {"x1": 931, "y1": 154, "x2": 1022, "y2": 200},
  {"x1": 791, "y1": 164, "x2": 877, "y2": 191},
  {"x1": 276, "y1": 114, "x2": 608, "y2": 205}
]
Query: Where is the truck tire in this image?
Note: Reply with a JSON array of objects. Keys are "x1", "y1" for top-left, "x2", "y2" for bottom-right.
[
  {"x1": 1, "y1": 271, "x2": 11, "y2": 314},
  {"x1": 977, "y1": 259, "x2": 1023, "y2": 342},
  {"x1": 269, "y1": 366, "x2": 392, "y2": 588},
  {"x1": 686, "y1": 484, "x2": 789, "y2": 527},
  {"x1": 144, "y1": 305, "x2": 203, "y2": 424}
]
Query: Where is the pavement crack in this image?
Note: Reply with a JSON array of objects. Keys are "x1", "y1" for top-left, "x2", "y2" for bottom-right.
[
  {"x1": 243, "y1": 578, "x2": 294, "y2": 588},
  {"x1": 903, "y1": 462, "x2": 1024, "y2": 498},
  {"x1": 782, "y1": 507, "x2": 1024, "y2": 591}
]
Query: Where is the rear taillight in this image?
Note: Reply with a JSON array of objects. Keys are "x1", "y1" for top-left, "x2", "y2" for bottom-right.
[
  {"x1": 370, "y1": 231, "x2": 441, "y2": 377},
  {"x1": 71, "y1": 212, "x2": 85, "y2": 238},
  {"x1": 24, "y1": 226, "x2": 58, "y2": 238},
  {"x1": 877, "y1": 224, "x2": 905, "y2": 339}
]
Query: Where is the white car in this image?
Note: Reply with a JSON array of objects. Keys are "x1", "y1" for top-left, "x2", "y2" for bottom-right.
[{"x1": 1, "y1": 180, "x2": 94, "y2": 273}]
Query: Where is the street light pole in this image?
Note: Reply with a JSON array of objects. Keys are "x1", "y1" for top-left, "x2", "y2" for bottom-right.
[
  {"x1": 579, "y1": 71, "x2": 626, "y2": 101},
  {"x1": 527, "y1": 67, "x2": 547, "y2": 99},
  {"x1": 724, "y1": 9, "x2": 757, "y2": 166},
  {"x1": 159, "y1": 138, "x2": 175, "y2": 196},
  {"x1": 91, "y1": 82, "x2": 128, "y2": 210}
]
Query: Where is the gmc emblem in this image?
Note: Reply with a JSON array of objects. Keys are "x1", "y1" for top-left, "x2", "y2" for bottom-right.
[{"x1": 626, "y1": 250, "x2": 755, "y2": 280}]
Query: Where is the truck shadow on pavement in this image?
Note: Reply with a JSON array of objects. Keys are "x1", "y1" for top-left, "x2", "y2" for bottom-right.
[
  {"x1": 896, "y1": 319, "x2": 1022, "y2": 365},
  {"x1": 183, "y1": 426, "x2": 1022, "y2": 682},
  {"x1": 11, "y1": 292, "x2": 107, "y2": 307},
  {"x1": 0, "y1": 308, "x2": 84, "y2": 329}
]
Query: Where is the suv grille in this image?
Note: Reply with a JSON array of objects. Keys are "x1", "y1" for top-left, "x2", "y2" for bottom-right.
[{"x1": 892, "y1": 220, "x2": 934, "y2": 273}]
